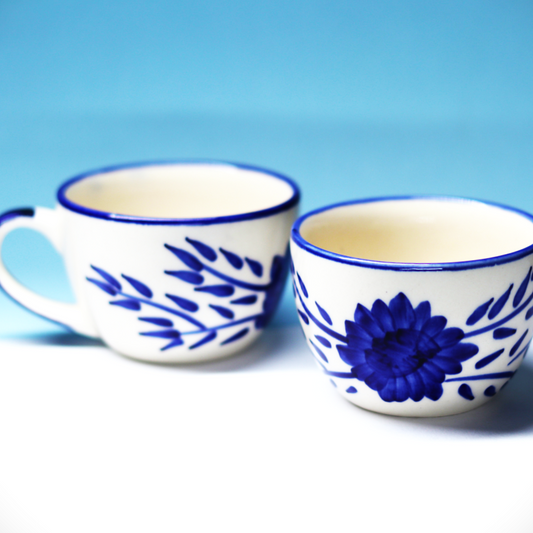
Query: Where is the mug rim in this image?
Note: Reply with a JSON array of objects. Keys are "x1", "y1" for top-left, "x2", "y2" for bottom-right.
[
  {"x1": 57, "y1": 159, "x2": 300, "y2": 225},
  {"x1": 291, "y1": 195, "x2": 533, "y2": 271}
]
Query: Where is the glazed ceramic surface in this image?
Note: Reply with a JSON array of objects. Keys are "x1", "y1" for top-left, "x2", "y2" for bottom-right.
[
  {"x1": 0, "y1": 161, "x2": 299, "y2": 363},
  {"x1": 290, "y1": 197, "x2": 533, "y2": 417}
]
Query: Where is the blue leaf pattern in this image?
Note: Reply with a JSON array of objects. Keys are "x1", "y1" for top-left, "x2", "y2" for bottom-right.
[
  {"x1": 186, "y1": 237, "x2": 217, "y2": 261},
  {"x1": 121, "y1": 274, "x2": 153, "y2": 298},
  {"x1": 87, "y1": 237, "x2": 290, "y2": 352}
]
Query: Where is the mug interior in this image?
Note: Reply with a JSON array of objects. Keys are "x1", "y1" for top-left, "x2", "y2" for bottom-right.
[
  {"x1": 299, "y1": 198, "x2": 533, "y2": 263},
  {"x1": 63, "y1": 163, "x2": 296, "y2": 219}
]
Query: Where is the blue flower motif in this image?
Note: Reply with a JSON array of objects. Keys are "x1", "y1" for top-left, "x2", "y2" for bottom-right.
[{"x1": 337, "y1": 293, "x2": 479, "y2": 403}]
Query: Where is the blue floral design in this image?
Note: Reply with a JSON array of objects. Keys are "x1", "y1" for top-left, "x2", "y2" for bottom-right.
[
  {"x1": 87, "y1": 238, "x2": 289, "y2": 351},
  {"x1": 293, "y1": 265, "x2": 533, "y2": 403},
  {"x1": 337, "y1": 293, "x2": 479, "y2": 402}
]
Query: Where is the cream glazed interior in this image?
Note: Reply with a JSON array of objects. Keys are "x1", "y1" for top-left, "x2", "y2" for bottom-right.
[
  {"x1": 299, "y1": 197, "x2": 533, "y2": 264},
  {"x1": 65, "y1": 163, "x2": 296, "y2": 219}
]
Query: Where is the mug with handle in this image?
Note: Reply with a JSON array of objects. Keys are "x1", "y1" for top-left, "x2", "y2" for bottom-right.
[{"x1": 0, "y1": 160, "x2": 300, "y2": 363}]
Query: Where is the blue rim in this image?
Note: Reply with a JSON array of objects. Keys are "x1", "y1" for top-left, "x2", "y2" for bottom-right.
[
  {"x1": 291, "y1": 195, "x2": 533, "y2": 271},
  {"x1": 57, "y1": 159, "x2": 300, "y2": 225}
]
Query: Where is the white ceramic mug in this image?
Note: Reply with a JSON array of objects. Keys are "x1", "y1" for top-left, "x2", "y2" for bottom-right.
[
  {"x1": 0, "y1": 161, "x2": 299, "y2": 363},
  {"x1": 290, "y1": 196, "x2": 533, "y2": 417}
]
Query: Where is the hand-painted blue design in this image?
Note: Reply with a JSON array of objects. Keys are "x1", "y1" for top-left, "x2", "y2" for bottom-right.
[
  {"x1": 87, "y1": 277, "x2": 118, "y2": 296},
  {"x1": 458, "y1": 384, "x2": 475, "y2": 401},
  {"x1": 346, "y1": 386, "x2": 357, "y2": 393},
  {"x1": 336, "y1": 293, "x2": 479, "y2": 402},
  {"x1": 165, "y1": 245, "x2": 203, "y2": 271},
  {"x1": 220, "y1": 248, "x2": 243, "y2": 269},
  {"x1": 475, "y1": 349, "x2": 504, "y2": 369},
  {"x1": 330, "y1": 379, "x2": 337, "y2": 388},
  {"x1": 231, "y1": 295, "x2": 257, "y2": 305},
  {"x1": 245, "y1": 258, "x2": 263, "y2": 277},
  {"x1": 298, "y1": 310, "x2": 310, "y2": 324},
  {"x1": 91, "y1": 266, "x2": 121, "y2": 290},
  {"x1": 166, "y1": 293, "x2": 199, "y2": 312},
  {"x1": 297, "y1": 274, "x2": 308, "y2": 298},
  {"x1": 466, "y1": 298, "x2": 493, "y2": 326},
  {"x1": 195, "y1": 284, "x2": 235, "y2": 297},
  {"x1": 310, "y1": 340, "x2": 328, "y2": 363},
  {"x1": 221, "y1": 327, "x2": 249, "y2": 345},
  {"x1": 315, "y1": 335, "x2": 331, "y2": 348},
  {"x1": 484, "y1": 385, "x2": 496, "y2": 397},
  {"x1": 514, "y1": 268, "x2": 532, "y2": 307},
  {"x1": 88, "y1": 237, "x2": 290, "y2": 352},
  {"x1": 316, "y1": 302, "x2": 332, "y2": 325},
  {"x1": 110, "y1": 299, "x2": 141, "y2": 310},
  {"x1": 209, "y1": 304, "x2": 234, "y2": 319},
  {"x1": 186, "y1": 237, "x2": 217, "y2": 261},
  {"x1": 122, "y1": 274, "x2": 152, "y2": 298},
  {"x1": 165, "y1": 270, "x2": 204, "y2": 285},
  {"x1": 293, "y1": 266, "x2": 533, "y2": 404},
  {"x1": 488, "y1": 285, "x2": 513, "y2": 319},
  {"x1": 190, "y1": 331, "x2": 217, "y2": 349},
  {"x1": 510, "y1": 329, "x2": 529, "y2": 356},
  {"x1": 139, "y1": 317, "x2": 173, "y2": 327},
  {"x1": 493, "y1": 327, "x2": 516, "y2": 339},
  {"x1": 508, "y1": 341, "x2": 531, "y2": 366}
]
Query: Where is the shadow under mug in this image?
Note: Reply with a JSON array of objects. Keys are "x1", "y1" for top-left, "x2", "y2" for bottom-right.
[
  {"x1": 0, "y1": 160, "x2": 300, "y2": 363},
  {"x1": 290, "y1": 196, "x2": 533, "y2": 417}
]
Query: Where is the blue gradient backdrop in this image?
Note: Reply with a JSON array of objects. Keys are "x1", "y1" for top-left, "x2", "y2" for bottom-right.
[{"x1": 1, "y1": 0, "x2": 532, "y2": 336}]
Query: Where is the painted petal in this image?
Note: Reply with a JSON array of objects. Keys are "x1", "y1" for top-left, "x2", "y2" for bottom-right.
[
  {"x1": 315, "y1": 335, "x2": 331, "y2": 348},
  {"x1": 186, "y1": 237, "x2": 217, "y2": 261},
  {"x1": 110, "y1": 299, "x2": 141, "y2": 310},
  {"x1": 219, "y1": 248, "x2": 243, "y2": 269},
  {"x1": 440, "y1": 342, "x2": 479, "y2": 362},
  {"x1": 316, "y1": 302, "x2": 333, "y2": 325},
  {"x1": 221, "y1": 328, "x2": 249, "y2": 345},
  {"x1": 165, "y1": 244, "x2": 203, "y2": 271},
  {"x1": 413, "y1": 301, "x2": 431, "y2": 329},
  {"x1": 513, "y1": 268, "x2": 532, "y2": 308},
  {"x1": 165, "y1": 270, "x2": 204, "y2": 285},
  {"x1": 424, "y1": 381, "x2": 444, "y2": 401},
  {"x1": 436, "y1": 327, "x2": 464, "y2": 348},
  {"x1": 475, "y1": 349, "x2": 504, "y2": 369},
  {"x1": 246, "y1": 258, "x2": 263, "y2": 277},
  {"x1": 405, "y1": 372, "x2": 425, "y2": 402},
  {"x1": 297, "y1": 274, "x2": 308, "y2": 297},
  {"x1": 431, "y1": 355, "x2": 462, "y2": 375},
  {"x1": 231, "y1": 295, "x2": 257, "y2": 305},
  {"x1": 389, "y1": 292, "x2": 415, "y2": 329},
  {"x1": 90, "y1": 266, "x2": 121, "y2": 289},
  {"x1": 466, "y1": 298, "x2": 494, "y2": 326},
  {"x1": 422, "y1": 316, "x2": 447, "y2": 337},
  {"x1": 138, "y1": 317, "x2": 174, "y2": 327},
  {"x1": 189, "y1": 331, "x2": 217, "y2": 349},
  {"x1": 195, "y1": 284, "x2": 235, "y2": 297},
  {"x1": 166, "y1": 293, "x2": 199, "y2": 312},
  {"x1": 209, "y1": 304, "x2": 234, "y2": 319},
  {"x1": 488, "y1": 284, "x2": 513, "y2": 319},
  {"x1": 345, "y1": 320, "x2": 373, "y2": 344},
  {"x1": 371, "y1": 299, "x2": 395, "y2": 332},
  {"x1": 458, "y1": 384, "x2": 474, "y2": 401},
  {"x1": 87, "y1": 277, "x2": 118, "y2": 296},
  {"x1": 121, "y1": 275, "x2": 152, "y2": 298},
  {"x1": 354, "y1": 304, "x2": 384, "y2": 337}
]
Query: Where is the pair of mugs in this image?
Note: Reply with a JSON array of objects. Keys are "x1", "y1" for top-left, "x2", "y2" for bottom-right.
[{"x1": 1, "y1": 161, "x2": 532, "y2": 417}]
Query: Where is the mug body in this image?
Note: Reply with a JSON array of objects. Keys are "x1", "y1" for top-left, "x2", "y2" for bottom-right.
[
  {"x1": 58, "y1": 161, "x2": 299, "y2": 362},
  {"x1": 290, "y1": 197, "x2": 533, "y2": 417}
]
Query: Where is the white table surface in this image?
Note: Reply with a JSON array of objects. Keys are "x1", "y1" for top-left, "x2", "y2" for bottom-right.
[{"x1": 1, "y1": 325, "x2": 532, "y2": 533}]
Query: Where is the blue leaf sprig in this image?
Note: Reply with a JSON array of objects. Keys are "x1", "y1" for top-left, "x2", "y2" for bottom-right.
[{"x1": 87, "y1": 237, "x2": 288, "y2": 352}]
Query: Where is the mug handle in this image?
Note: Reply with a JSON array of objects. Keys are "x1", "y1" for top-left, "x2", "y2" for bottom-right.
[{"x1": 0, "y1": 206, "x2": 97, "y2": 337}]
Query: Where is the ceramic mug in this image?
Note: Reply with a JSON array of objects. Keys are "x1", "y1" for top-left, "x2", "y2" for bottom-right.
[
  {"x1": 290, "y1": 196, "x2": 533, "y2": 417},
  {"x1": 0, "y1": 161, "x2": 300, "y2": 363}
]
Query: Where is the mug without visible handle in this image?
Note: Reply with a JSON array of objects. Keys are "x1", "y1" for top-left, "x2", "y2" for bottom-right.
[{"x1": 0, "y1": 161, "x2": 300, "y2": 363}]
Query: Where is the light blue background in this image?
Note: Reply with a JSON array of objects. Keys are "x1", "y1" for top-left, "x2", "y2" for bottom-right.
[{"x1": 1, "y1": 0, "x2": 532, "y2": 336}]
